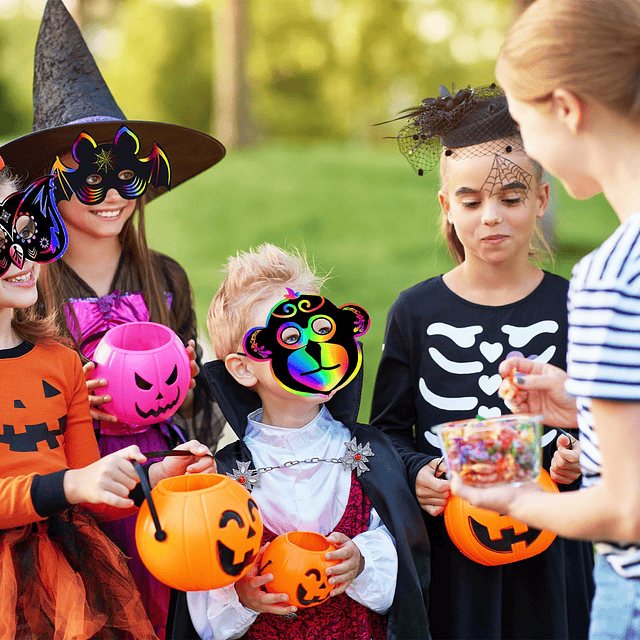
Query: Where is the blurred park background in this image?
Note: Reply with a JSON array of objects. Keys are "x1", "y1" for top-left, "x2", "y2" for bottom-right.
[{"x1": 0, "y1": 0, "x2": 620, "y2": 426}]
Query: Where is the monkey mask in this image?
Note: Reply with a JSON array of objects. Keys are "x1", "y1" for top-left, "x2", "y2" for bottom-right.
[{"x1": 243, "y1": 290, "x2": 370, "y2": 396}]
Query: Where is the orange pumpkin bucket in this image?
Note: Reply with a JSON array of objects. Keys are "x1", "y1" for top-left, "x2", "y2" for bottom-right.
[
  {"x1": 260, "y1": 531, "x2": 339, "y2": 608},
  {"x1": 134, "y1": 470, "x2": 263, "y2": 591},
  {"x1": 444, "y1": 468, "x2": 559, "y2": 566}
]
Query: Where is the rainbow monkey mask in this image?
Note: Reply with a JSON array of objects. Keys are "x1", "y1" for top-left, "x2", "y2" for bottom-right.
[
  {"x1": 243, "y1": 290, "x2": 370, "y2": 396},
  {"x1": 52, "y1": 126, "x2": 170, "y2": 205}
]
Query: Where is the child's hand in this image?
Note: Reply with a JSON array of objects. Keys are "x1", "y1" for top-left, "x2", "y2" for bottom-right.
[
  {"x1": 551, "y1": 433, "x2": 581, "y2": 484},
  {"x1": 83, "y1": 361, "x2": 118, "y2": 423},
  {"x1": 415, "y1": 460, "x2": 451, "y2": 516},
  {"x1": 235, "y1": 543, "x2": 298, "y2": 615},
  {"x1": 148, "y1": 440, "x2": 216, "y2": 488},
  {"x1": 186, "y1": 339, "x2": 199, "y2": 390},
  {"x1": 63, "y1": 445, "x2": 146, "y2": 508},
  {"x1": 177, "y1": 340, "x2": 198, "y2": 418},
  {"x1": 324, "y1": 532, "x2": 364, "y2": 596}
]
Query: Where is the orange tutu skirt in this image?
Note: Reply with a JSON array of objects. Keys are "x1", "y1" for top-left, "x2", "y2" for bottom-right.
[{"x1": 0, "y1": 509, "x2": 158, "y2": 640}]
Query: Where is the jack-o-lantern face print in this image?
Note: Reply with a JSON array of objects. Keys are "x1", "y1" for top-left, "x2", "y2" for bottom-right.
[
  {"x1": 0, "y1": 379, "x2": 66, "y2": 452},
  {"x1": 90, "y1": 321, "x2": 191, "y2": 426},
  {"x1": 217, "y1": 498, "x2": 261, "y2": 576},
  {"x1": 444, "y1": 468, "x2": 559, "y2": 565},
  {"x1": 243, "y1": 289, "x2": 370, "y2": 396},
  {"x1": 296, "y1": 568, "x2": 331, "y2": 606}
]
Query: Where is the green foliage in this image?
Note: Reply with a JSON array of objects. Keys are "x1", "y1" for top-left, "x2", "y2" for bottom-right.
[
  {"x1": 103, "y1": 0, "x2": 214, "y2": 132},
  {"x1": 145, "y1": 142, "x2": 619, "y2": 421},
  {"x1": 0, "y1": 14, "x2": 40, "y2": 136}
]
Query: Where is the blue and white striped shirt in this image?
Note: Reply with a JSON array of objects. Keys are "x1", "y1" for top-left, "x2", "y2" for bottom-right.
[{"x1": 566, "y1": 211, "x2": 640, "y2": 578}]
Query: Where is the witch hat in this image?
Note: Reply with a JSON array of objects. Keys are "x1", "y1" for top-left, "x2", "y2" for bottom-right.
[{"x1": 0, "y1": 0, "x2": 225, "y2": 196}]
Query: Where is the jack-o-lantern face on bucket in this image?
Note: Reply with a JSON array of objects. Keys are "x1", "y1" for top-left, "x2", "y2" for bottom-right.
[
  {"x1": 444, "y1": 468, "x2": 559, "y2": 566},
  {"x1": 135, "y1": 474, "x2": 263, "y2": 591},
  {"x1": 90, "y1": 321, "x2": 191, "y2": 426},
  {"x1": 217, "y1": 497, "x2": 261, "y2": 576},
  {"x1": 296, "y1": 568, "x2": 330, "y2": 606},
  {"x1": 259, "y1": 531, "x2": 339, "y2": 609}
]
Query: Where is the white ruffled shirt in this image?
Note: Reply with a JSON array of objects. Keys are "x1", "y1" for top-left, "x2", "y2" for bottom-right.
[{"x1": 187, "y1": 406, "x2": 398, "y2": 640}]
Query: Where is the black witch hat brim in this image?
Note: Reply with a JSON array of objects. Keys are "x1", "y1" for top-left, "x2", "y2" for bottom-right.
[
  {"x1": 0, "y1": 0, "x2": 226, "y2": 197},
  {"x1": 0, "y1": 119, "x2": 226, "y2": 194}
]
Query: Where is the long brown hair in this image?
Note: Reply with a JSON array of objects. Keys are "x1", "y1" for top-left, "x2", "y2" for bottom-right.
[{"x1": 39, "y1": 196, "x2": 173, "y2": 348}]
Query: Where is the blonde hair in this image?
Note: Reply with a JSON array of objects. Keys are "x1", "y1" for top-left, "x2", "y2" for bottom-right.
[
  {"x1": 438, "y1": 137, "x2": 550, "y2": 265},
  {"x1": 497, "y1": 0, "x2": 640, "y2": 118},
  {"x1": 207, "y1": 244, "x2": 327, "y2": 360}
]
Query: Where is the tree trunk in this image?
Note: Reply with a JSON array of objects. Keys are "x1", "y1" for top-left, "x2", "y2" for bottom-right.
[{"x1": 213, "y1": 0, "x2": 254, "y2": 148}]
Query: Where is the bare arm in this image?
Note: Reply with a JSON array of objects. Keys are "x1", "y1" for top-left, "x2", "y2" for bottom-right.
[{"x1": 453, "y1": 398, "x2": 640, "y2": 542}]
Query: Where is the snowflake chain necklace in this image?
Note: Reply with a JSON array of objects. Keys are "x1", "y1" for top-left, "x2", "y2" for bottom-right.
[{"x1": 227, "y1": 437, "x2": 374, "y2": 491}]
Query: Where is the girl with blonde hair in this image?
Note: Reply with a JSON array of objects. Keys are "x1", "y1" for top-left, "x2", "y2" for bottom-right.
[{"x1": 452, "y1": 1, "x2": 640, "y2": 637}]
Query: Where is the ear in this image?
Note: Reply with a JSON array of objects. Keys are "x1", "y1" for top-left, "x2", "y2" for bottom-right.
[
  {"x1": 113, "y1": 126, "x2": 141, "y2": 155},
  {"x1": 550, "y1": 89, "x2": 584, "y2": 135},
  {"x1": 438, "y1": 190, "x2": 451, "y2": 222},
  {"x1": 341, "y1": 304, "x2": 370, "y2": 337},
  {"x1": 535, "y1": 181, "x2": 550, "y2": 219},
  {"x1": 72, "y1": 131, "x2": 98, "y2": 163},
  {"x1": 225, "y1": 353, "x2": 259, "y2": 389},
  {"x1": 243, "y1": 327, "x2": 272, "y2": 361}
]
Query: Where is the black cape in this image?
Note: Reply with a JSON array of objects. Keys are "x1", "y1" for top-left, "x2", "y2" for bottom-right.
[{"x1": 167, "y1": 360, "x2": 431, "y2": 640}]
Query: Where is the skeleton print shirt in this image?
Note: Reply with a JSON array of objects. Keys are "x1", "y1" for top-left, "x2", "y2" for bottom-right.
[{"x1": 371, "y1": 271, "x2": 570, "y2": 494}]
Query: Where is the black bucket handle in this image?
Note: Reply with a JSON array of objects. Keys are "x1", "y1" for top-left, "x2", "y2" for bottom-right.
[{"x1": 133, "y1": 460, "x2": 167, "y2": 542}]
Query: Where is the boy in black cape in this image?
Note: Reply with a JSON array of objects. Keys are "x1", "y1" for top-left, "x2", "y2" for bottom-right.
[{"x1": 167, "y1": 244, "x2": 430, "y2": 640}]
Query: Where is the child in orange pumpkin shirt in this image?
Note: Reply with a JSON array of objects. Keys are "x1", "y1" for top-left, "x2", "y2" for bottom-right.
[{"x1": 0, "y1": 165, "x2": 214, "y2": 640}]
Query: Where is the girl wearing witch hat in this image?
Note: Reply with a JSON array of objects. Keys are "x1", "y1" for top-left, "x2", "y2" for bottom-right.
[
  {"x1": 370, "y1": 85, "x2": 594, "y2": 639},
  {"x1": 0, "y1": 0, "x2": 226, "y2": 636}
]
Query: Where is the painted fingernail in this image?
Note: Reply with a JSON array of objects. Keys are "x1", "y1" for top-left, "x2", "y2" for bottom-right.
[{"x1": 515, "y1": 376, "x2": 526, "y2": 385}]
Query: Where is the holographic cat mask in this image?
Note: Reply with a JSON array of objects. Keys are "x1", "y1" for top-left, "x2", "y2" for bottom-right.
[
  {"x1": 52, "y1": 126, "x2": 171, "y2": 205},
  {"x1": 0, "y1": 176, "x2": 68, "y2": 276},
  {"x1": 243, "y1": 290, "x2": 370, "y2": 396}
]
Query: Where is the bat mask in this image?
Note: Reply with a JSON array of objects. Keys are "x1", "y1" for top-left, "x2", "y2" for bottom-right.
[
  {"x1": 0, "y1": 176, "x2": 68, "y2": 276},
  {"x1": 52, "y1": 126, "x2": 171, "y2": 205}
]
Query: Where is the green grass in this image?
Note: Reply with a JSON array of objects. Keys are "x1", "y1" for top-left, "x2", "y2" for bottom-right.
[{"x1": 145, "y1": 141, "x2": 620, "y2": 422}]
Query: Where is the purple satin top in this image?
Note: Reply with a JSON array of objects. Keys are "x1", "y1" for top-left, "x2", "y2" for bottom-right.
[{"x1": 65, "y1": 289, "x2": 178, "y2": 437}]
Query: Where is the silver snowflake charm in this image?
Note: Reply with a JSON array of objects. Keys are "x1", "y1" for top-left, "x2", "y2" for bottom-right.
[
  {"x1": 227, "y1": 460, "x2": 262, "y2": 491},
  {"x1": 342, "y1": 438, "x2": 374, "y2": 476}
]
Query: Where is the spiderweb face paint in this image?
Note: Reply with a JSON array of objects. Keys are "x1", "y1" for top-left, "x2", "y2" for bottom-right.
[{"x1": 446, "y1": 139, "x2": 534, "y2": 202}]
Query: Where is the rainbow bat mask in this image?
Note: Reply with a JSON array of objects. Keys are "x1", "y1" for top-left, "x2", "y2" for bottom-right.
[
  {"x1": 243, "y1": 290, "x2": 370, "y2": 396},
  {"x1": 52, "y1": 126, "x2": 170, "y2": 205}
]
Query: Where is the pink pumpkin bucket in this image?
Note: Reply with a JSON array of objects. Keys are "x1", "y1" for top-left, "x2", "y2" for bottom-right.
[{"x1": 90, "y1": 321, "x2": 191, "y2": 426}]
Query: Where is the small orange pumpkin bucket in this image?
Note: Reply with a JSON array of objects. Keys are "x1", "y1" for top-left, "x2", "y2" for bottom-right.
[
  {"x1": 260, "y1": 531, "x2": 339, "y2": 608},
  {"x1": 134, "y1": 466, "x2": 263, "y2": 591}
]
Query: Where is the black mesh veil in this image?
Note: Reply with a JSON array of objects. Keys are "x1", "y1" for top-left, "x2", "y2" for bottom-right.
[{"x1": 394, "y1": 84, "x2": 523, "y2": 176}]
